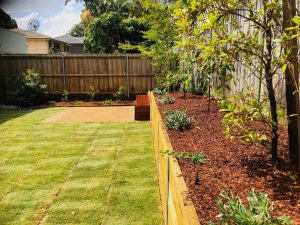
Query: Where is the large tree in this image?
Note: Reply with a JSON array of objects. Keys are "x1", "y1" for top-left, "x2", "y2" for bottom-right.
[
  {"x1": 68, "y1": 22, "x2": 84, "y2": 37},
  {"x1": 282, "y1": 0, "x2": 300, "y2": 165},
  {"x1": 0, "y1": 9, "x2": 17, "y2": 29},
  {"x1": 84, "y1": 12, "x2": 148, "y2": 53}
]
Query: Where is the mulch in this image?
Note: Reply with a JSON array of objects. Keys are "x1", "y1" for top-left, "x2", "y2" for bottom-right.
[{"x1": 157, "y1": 92, "x2": 300, "y2": 224}]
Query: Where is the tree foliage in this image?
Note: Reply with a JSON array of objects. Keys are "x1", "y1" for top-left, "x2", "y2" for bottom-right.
[
  {"x1": 0, "y1": 9, "x2": 17, "y2": 29},
  {"x1": 84, "y1": 12, "x2": 122, "y2": 53},
  {"x1": 135, "y1": 0, "x2": 300, "y2": 163},
  {"x1": 84, "y1": 12, "x2": 148, "y2": 53},
  {"x1": 69, "y1": 22, "x2": 84, "y2": 37}
]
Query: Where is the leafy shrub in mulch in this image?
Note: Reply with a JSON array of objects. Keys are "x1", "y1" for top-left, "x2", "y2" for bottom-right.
[
  {"x1": 61, "y1": 89, "x2": 69, "y2": 102},
  {"x1": 113, "y1": 86, "x2": 127, "y2": 101},
  {"x1": 158, "y1": 95, "x2": 174, "y2": 105},
  {"x1": 153, "y1": 87, "x2": 166, "y2": 95},
  {"x1": 103, "y1": 99, "x2": 113, "y2": 105},
  {"x1": 164, "y1": 109, "x2": 191, "y2": 131},
  {"x1": 208, "y1": 189, "x2": 292, "y2": 225},
  {"x1": 88, "y1": 85, "x2": 99, "y2": 101},
  {"x1": 6, "y1": 69, "x2": 47, "y2": 107},
  {"x1": 162, "y1": 150, "x2": 206, "y2": 164},
  {"x1": 174, "y1": 151, "x2": 206, "y2": 164}
]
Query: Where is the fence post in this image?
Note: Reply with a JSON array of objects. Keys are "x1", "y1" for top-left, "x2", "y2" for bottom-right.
[
  {"x1": 0, "y1": 74, "x2": 6, "y2": 103},
  {"x1": 126, "y1": 54, "x2": 130, "y2": 98},
  {"x1": 62, "y1": 54, "x2": 66, "y2": 91}
]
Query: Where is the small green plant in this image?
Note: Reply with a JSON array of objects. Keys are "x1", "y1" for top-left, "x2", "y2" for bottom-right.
[
  {"x1": 158, "y1": 95, "x2": 174, "y2": 104},
  {"x1": 113, "y1": 86, "x2": 127, "y2": 101},
  {"x1": 161, "y1": 150, "x2": 206, "y2": 164},
  {"x1": 88, "y1": 85, "x2": 99, "y2": 101},
  {"x1": 175, "y1": 151, "x2": 206, "y2": 164},
  {"x1": 153, "y1": 87, "x2": 166, "y2": 95},
  {"x1": 218, "y1": 97, "x2": 270, "y2": 145},
  {"x1": 103, "y1": 99, "x2": 113, "y2": 105},
  {"x1": 74, "y1": 100, "x2": 83, "y2": 105},
  {"x1": 61, "y1": 89, "x2": 69, "y2": 102},
  {"x1": 193, "y1": 75, "x2": 208, "y2": 95},
  {"x1": 48, "y1": 100, "x2": 55, "y2": 105},
  {"x1": 208, "y1": 189, "x2": 292, "y2": 225},
  {"x1": 6, "y1": 69, "x2": 47, "y2": 107},
  {"x1": 164, "y1": 110, "x2": 191, "y2": 131}
]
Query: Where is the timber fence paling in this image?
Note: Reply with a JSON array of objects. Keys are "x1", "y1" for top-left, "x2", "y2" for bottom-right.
[
  {"x1": 148, "y1": 91, "x2": 200, "y2": 225},
  {"x1": 0, "y1": 54, "x2": 154, "y2": 95}
]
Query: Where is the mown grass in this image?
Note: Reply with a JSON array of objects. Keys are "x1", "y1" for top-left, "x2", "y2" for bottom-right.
[{"x1": 0, "y1": 108, "x2": 162, "y2": 225}]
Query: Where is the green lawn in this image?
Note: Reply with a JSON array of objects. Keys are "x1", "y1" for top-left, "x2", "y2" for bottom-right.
[{"x1": 0, "y1": 108, "x2": 162, "y2": 225}]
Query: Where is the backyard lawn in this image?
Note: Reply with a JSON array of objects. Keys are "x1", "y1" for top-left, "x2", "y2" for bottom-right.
[{"x1": 0, "y1": 108, "x2": 162, "y2": 225}]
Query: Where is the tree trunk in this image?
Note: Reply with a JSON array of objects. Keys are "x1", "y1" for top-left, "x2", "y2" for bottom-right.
[
  {"x1": 282, "y1": 0, "x2": 300, "y2": 165},
  {"x1": 265, "y1": 26, "x2": 279, "y2": 161}
]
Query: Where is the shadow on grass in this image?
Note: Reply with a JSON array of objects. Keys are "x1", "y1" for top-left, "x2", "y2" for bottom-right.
[{"x1": 0, "y1": 108, "x2": 32, "y2": 125}]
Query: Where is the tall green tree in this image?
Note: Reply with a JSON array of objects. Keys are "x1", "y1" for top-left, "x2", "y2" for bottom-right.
[
  {"x1": 171, "y1": 0, "x2": 288, "y2": 161},
  {"x1": 84, "y1": 12, "x2": 148, "y2": 53},
  {"x1": 84, "y1": 12, "x2": 122, "y2": 53},
  {"x1": 68, "y1": 22, "x2": 84, "y2": 37},
  {"x1": 282, "y1": 0, "x2": 300, "y2": 165}
]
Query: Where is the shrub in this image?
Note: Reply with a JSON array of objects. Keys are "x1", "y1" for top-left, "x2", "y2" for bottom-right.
[
  {"x1": 158, "y1": 95, "x2": 174, "y2": 104},
  {"x1": 153, "y1": 87, "x2": 166, "y2": 95},
  {"x1": 175, "y1": 151, "x2": 206, "y2": 164},
  {"x1": 113, "y1": 86, "x2": 127, "y2": 101},
  {"x1": 74, "y1": 100, "x2": 83, "y2": 105},
  {"x1": 103, "y1": 99, "x2": 113, "y2": 105},
  {"x1": 164, "y1": 110, "x2": 191, "y2": 131},
  {"x1": 208, "y1": 189, "x2": 292, "y2": 225},
  {"x1": 6, "y1": 69, "x2": 47, "y2": 107},
  {"x1": 61, "y1": 89, "x2": 69, "y2": 102},
  {"x1": 193, "y1": 84, "x2": 207, "y2": 96},
  {"x1": 88, "y1": 86, "x2": 99, "y2": 101}
]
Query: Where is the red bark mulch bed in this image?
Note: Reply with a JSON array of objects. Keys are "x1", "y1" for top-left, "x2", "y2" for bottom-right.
[{"x1": 157, "y1": 92, "x2": 300, "y2": 224}]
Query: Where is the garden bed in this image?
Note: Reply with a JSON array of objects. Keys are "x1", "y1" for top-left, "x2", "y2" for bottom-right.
[
  {"x1": 50, "y1": 100, "x2": 135, "y2": 107},
  {"x1": 156, "y1": 92, "x2": 300, "y2": 224}
]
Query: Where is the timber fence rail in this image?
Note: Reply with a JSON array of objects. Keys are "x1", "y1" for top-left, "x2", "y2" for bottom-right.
[
  {"x1": 149, "y1": 91, "x2": 200, "y2": 225},
  {"x1": 0, "y1": 54, "x2": 155, "y2": 98}
]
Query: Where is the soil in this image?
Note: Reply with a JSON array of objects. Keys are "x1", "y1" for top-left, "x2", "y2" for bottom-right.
[
  {"x1": 157, "y1": 92, "x2": 300, "y2": 224},
  {"x1": 51, "y1": 100, "x2": 134, "y2": 107},
  {"x1": 41, "y1": 106, "x2": 134, "y2": 123}
]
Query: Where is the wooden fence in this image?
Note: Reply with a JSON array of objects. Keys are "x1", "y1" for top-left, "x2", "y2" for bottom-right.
[
  {"x1": 0, "y1": 54, "x2": 154, "y2": 98},
  {"x1": 149, "y1": 91, "x2": 200, "y2": 225}
]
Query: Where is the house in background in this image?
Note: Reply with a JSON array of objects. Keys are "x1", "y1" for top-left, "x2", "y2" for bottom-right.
[
  {"x1": 12, "y1": 28, "x2": 70, "y2": 54},
  {"x1": 0, "y1": 28, "x2": 27, "y2": 53},
  {"x1": 55, "y1": 34, "x2": 84, "y2": 53},
  {"x1": 0, "y1": 9, "x2": 27, "y2": 54}
]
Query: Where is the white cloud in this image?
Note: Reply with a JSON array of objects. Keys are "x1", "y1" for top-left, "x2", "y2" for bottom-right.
[
  {"x1": 15, "y1": 12, "x2": 39, "y2": 30},
  {"x1": 40, "y1": 0, "x2": 81, "y2": 37},
  {"x1": 13, "y1": 0, "x2": 81, "y2": 37}
]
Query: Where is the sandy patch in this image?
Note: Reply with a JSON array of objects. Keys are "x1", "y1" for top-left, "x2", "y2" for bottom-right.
[{"x1": 41, "y1": 106, "x2": 134, "y2": 123}]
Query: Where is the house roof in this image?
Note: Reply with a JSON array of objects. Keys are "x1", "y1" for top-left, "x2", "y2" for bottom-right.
[
  {"x1": 11, "y1": 28, "x2": 52, "y2": 39},
  {"x1": 11, "y1": 28, "x2": 69, "y2": 45},
  {"x1": 55, "y1": 34, "x2": 83, "y2": 44}
]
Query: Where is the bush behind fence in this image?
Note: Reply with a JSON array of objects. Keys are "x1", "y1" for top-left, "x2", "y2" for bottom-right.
[{"x1": 0, "y1": 54, "x2": 155, "y2": 101}]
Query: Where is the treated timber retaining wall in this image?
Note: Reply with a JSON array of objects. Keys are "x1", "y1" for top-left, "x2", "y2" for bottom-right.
[{"x1": 149, "y1": 92, "x2": 200, "y2": 225}]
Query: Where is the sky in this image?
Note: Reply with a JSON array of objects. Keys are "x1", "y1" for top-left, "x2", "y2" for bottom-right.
[{"x1": 0, "y1": 0, "x2": 84, "y2": 37}]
